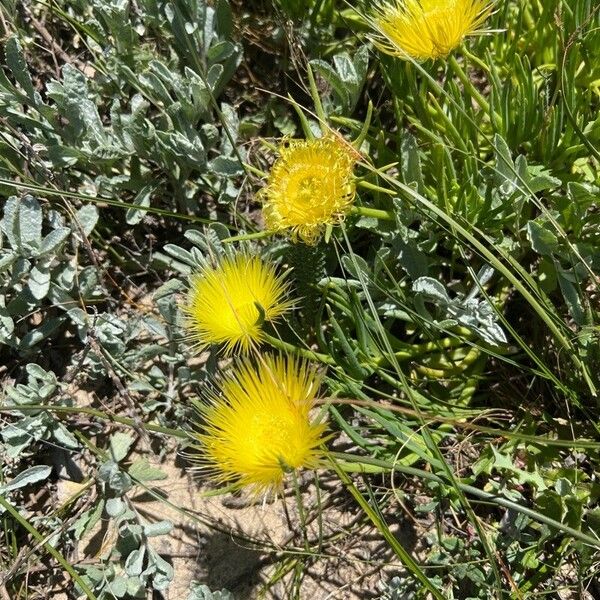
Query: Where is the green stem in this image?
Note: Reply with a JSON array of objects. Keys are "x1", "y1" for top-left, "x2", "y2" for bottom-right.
[
  {"x1": 262, "y1": 333, "x2": 336, "y2": 365},
  {"x1": 349, "y1": 205, "x2": 395, "y2": 221},
  {"x1": 221, "y1": 230, "x2": 275, "y2": 243},
  {"x1": 0, "y1": 496, "x2": 98, "y2": 599},
  {"x1": 332, "y1": 452, "x2": 600, "y2": 549},
  {"x1": 0, "y1": 405, "x2": 187, "y2": 439},
  {"x1": 356, "y1": 180, "x2": 397, "y2": 196}
]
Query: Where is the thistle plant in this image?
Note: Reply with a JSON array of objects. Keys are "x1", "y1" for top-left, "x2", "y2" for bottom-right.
[
  {"x1": 259, "y1": 135, "x2": 359, "y2": 244},
  {"x1": 191, "y1": 354, "x2": 328, "y2": 494},
  {"x1": 371, "y1": 0, "x2": 494, "y2": 60},
  {"x1": 184, "y1": 254, "x2": 293, "y2": 354}
]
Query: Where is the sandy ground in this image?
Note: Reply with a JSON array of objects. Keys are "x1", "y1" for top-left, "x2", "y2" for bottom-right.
[{"x1": 52, "y1": 434, "x2": 412, "y2": 600}]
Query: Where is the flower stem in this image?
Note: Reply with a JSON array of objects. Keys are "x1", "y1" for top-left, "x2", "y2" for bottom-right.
[
  {"x1": 222, "y1": 230, "x2": 275, "y2": 243},
  {"x1": 262, "y1": 332, "x2": 337, "y2": 365},
  {"x1": 350, "y1": 205, "x2": 395, "y2": 221}
]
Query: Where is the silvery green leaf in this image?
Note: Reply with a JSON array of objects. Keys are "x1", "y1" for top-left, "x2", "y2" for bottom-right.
[
  {"x1": 74, "y1": 205, "x2": 99, "y2": 236},
  {"x1": 52, "y1": 423, "x2": 79, "y2": 449},
  {"x1": 187, "y1": 582, "x2": 235, "y2": 600},
  {"x1": 2, "y1": 195, "x2": 43, "y2": 252},
  {"x1": 128, "y1": 458, "x2": 167, "y2": 482},
  {"x1": 0, "y1": 465, "x2": 52, "y2": 493},
  {"x1": 106, "y1": 497, "x2": 126, "y2": 518},
  {"x1": 107, "y1": 575, "x2": 128, "y2": 598},
  {"x1": 341, "y1": 254, "x2": 370, "y2": 280},
  {"x1": 28, "y1": 264, "x2": 51, "y2": 300},
  {"x1": 37, "y1": 227, "x2": 70, "y2": 256},
  {"x1": 143, "y1": 520, "x2": 173, "y2": 537},
  {"x1": 109, "y1": 431, "x2": 134, "y2": 462},
  {"x1": 0, "y1": 251, "x2": 17, "y2": 272},
  {"x1": 149, "y1": 549, "x2": 174, "y2": 590},
  {"x1": 126, "y1": 184, "x2": 154, "y2": 225},
  {"x1": 5, "y1": 36, "x2": 36, "y2": 102},
  {"x1": 25, "y1": 363, "x2": 56, "y2": 385},
  {"x1": 400, "y1": 134, "x2": 424, "y2": 192},
  {"x1": 413, "y1": 277, "x2": 450, "y2": 305},
  {"x1": 494, "y1": 134, "x2": 515, "y2": 186},
  {"x1": 557, "y1": 269, "x2": 585, "y2": 327},
  {"x1": 163, "y1": 244, "x2": 196, "y2": 266},
  {"x1": 110, "y1": 471, "x2": 133, "y2": 495},
  {"x1": 125, "y1": 547, "x2": 146, "y2": 576},
  {"x1": 18, "y1": 316, "x2": 66, "y2": 350},
  {"x1": 208, "y1": 155, "x2": 242, "y2": 176}
]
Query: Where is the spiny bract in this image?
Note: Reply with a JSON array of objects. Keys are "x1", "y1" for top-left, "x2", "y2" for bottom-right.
[
  {"x1": 193, "y1": 354, "x2": 328, "y2": 494},
  {"x1": 372, "y1": 0, "x2": 493, "y2": 61},
  {"x1": 259, "y1": 136, "x2": 358, "y2": 245},
  {"x1": 184, "y1": 254, "x2": 291, "y2": 354}
]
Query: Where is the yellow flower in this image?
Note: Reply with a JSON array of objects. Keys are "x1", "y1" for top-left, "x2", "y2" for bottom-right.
[
  {"x1": 184, "y1": 254, "x2": 291, "y2": 354},
  {"x1": 372, "y1": 0, "x2": 494, "y2": 61},
  {"x1": 259, "y1": 136, "x2": 358, "y2": 244},
  {"x1": 193, "y1": 354, "x2": 328, "y2": 494}
]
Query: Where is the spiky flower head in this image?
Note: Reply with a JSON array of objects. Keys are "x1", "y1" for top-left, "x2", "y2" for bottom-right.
[
  {"x1": 192, "y1": 354, "x2": 328, "y2": 494},
  {"x1": 372, "y1": 0, "x2": 494, "y2": 61},
  {"x1": 259, "y1": 135, "x2": 358, "y2": 245},
  {"x1": 184, "y1": 254, "x2": 292, "y2": 354}
]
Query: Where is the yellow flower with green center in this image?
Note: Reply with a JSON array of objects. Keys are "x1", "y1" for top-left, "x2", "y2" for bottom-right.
[
  {"x1": 184, "y1": 254, "x2": 292, "y2": 354},
  {"x1": 260, "y1": 136, "x2": 358, "y2": 244},
  {"x1": 193, "y1": 354, "x2": 328, "y2": 494},
  {"x1": 372, "y1": 0, "x2": 494, "y2": 61}
]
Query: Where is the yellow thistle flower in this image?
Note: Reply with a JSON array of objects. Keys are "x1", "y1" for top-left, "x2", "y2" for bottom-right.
[
  {"x1": 259, "y1": 136, "x2": 358, "y2": 245},
  {"x1": 184, "y1": 254, "x2": 292, "y2": 354},
  {"x1": 193, "y1": 354, "x2": 328, "y2": 494},
  {"x1": 372, "y1": 0, "x2": 494, "y2": 61}
]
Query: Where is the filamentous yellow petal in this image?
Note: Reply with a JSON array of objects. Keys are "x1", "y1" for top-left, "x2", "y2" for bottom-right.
[
  {"x1": 184, "y1": 255, "x2": 291, "y2": 354},
  {"x1": 372, "y1": 0, "x2": 494, "y2": 61},
  {"x1": 259, "y1": 136, "x2": 358, "y2": 244},
  {"x1": 193, "y1": 355, "x2": 327, "y2": 494}
]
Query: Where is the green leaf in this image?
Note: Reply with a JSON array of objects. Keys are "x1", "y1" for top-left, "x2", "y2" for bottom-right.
[
  {"x1": 128, "y1": 458, "x2": 168, "y2": 482},
  {"x1": 5, "y1": 36, "x2": 36, "y2": 101},
  {"x1": 126, "y1": 184, "x2": 155, "y2": 225},
  {"x1": 0, "y1": 465, "x2": 52, "y2": 493},
  {"x1": 1, "y1": 195, "x2": 43, "y2": 252},
  {"x1": 109, "y1": 431, "x2": 135, "y2": 462},
  {"x1": 526, "y1": 221, "x2": 559, "y2": 256},
  {"x1": 39, "y1": 227, "x2": 71, "y2": 256},
  {"x1": 143, "y1": 520, "x2": 173, "y2": 537},
  {"x1": 73, "y1": 205, "x2": 99, "y2": 236}
]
